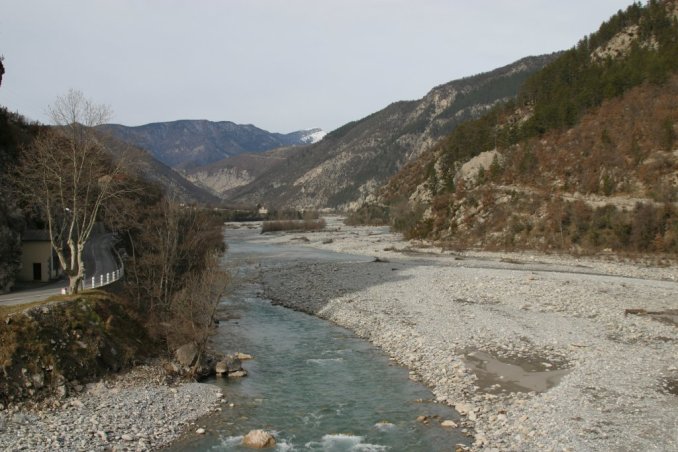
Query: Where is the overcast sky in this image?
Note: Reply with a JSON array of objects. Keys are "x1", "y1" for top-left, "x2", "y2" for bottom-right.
[{"x1": 1, "y1": 0, "x2": 634, "y2": 133}]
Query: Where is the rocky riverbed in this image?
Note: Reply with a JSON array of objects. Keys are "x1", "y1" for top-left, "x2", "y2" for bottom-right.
[
  {"x1": 254, "y1": 217, "x2": 678, "y2": 451},
  {"x1": 0, "y1": 363, "x2": 223, "y2": 451}
]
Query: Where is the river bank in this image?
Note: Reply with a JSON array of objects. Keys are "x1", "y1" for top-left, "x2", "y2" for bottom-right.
[
  {"x1": 0, "y1": 362, "x2": 223, "y2": 451},
  {"x1": 0, "y1": 292, "x2": 225, "y2": 451},
  {"x1": 255, "y1": 217, "x2": 678, "y2": 451}
]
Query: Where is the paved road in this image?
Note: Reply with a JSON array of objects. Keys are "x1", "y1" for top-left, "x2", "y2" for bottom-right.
[
  {"x1": 82, "y1": 233, "x2": 119, "y2": 286},
  {"x1": 0, "y1": 233, "x2": 119, "y2": 307}
]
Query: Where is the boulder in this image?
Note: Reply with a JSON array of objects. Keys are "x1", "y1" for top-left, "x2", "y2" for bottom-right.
[
  {"x1": 175, "y1": 343, "x2": 199, "y2": 367},
  {"x1": 31, "y1": 372, "x2": 44, "y2": 389},
  {"x1": 194, "y1": 362, "x2": 214, "y2": 379},
  {"x1": 163, "y1": 361, "x2": 180, "y2": 375},
  {"x1": 454, "y1": 402, "x2": 475, "y2": 416},
  {"x1": 55, "y1": 385, "x2": 68, "y2": 399},
  {"x1": 215, "y1": 360, "x2": 228, "y2": 376},
  {"x1": 224, "y1": 355, "x2": 242, "y2": 371},
  {"x1": 243, "y1": 429, "x2": 276, "y2": 449}
]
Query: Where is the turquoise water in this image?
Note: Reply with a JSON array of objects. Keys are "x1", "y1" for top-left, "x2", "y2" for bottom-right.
[{"x1": 168, "y1": 228, "x2": 468, "y2": 451}]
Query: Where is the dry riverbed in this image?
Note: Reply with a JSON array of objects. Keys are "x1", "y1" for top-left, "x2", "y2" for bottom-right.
[{"x1": 253, "y1": 216, "x2": 678, "y2": 451}]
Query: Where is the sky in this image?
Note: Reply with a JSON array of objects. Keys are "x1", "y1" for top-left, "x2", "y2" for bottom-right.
[{"x1": 1, "y1": 0, "x2": 635, "y2": 134}]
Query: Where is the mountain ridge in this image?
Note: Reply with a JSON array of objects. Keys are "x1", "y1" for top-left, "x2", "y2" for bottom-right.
[
  {"x1": 97, "y1": 120, "x2": 324, "y2": 170},
  {"x1": 220, "y1": 54, "x2": 558, "y2": 209}
]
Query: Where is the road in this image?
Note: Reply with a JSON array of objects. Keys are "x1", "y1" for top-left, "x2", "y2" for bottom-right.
[
  {"x1": 82, "y1": 233, "x2": 119, "y2": 286},
  {"x1": 0, "y1": 233, "x2": 119, "y2": 307}
]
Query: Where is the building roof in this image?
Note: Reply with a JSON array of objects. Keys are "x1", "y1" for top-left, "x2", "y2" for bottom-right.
[{"x1": 21, "y1": 229, "x2": 52, "y2": 242}]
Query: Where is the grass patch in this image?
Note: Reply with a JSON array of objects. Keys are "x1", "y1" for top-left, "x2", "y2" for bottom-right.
[
  {"x1": 0, "y1": 299, "x2": 57, "y2": 318},
  {"x1": 261, "y1": 218, "x2": 326, "y2": 233},
  {"x1": 0, "y1": 289, "x2": 112, "y2": 319}
]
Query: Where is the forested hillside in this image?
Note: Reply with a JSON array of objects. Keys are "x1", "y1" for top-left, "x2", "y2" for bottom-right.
[{"x1": 379, "y1": 0, "x2": 678, "y2": 254}]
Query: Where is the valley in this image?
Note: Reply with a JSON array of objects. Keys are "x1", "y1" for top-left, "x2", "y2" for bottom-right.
[{"x1": 1, "y1": 1, "x2": 677, "y2": 451}]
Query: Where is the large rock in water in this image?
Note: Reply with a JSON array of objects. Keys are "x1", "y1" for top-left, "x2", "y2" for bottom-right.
[
  {"x1": 242, "y1": 429, "x2": 276, "y2": 448},
  {"x1": 175, "y1": 343, "x2": 198, "y2": 367},
  {"x1": 215, "y1": 360, "x2": 228, "y2": 376},
  {"x1": 224, "y1": 355, "x2": 242, "y2": 371}
]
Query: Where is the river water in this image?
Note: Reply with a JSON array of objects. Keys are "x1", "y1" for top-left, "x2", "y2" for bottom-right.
[{"x1": 168, "y1": 227, "x2": 468, "y2": 451}]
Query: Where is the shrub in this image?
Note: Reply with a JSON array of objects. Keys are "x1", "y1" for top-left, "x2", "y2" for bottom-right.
[
  {"x1": 261, "y1": 218, "x2": 326, "y2": 233},
  {"x1": 344, "y1": 204, "x2": 390, "y2": 226},
  {"x1": 266, "y1": 209, "x2": 320, "y2": 221}
]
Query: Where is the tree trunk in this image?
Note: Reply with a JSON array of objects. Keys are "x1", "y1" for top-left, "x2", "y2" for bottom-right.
[
  {"x1": 68, "y1": 274, "x2": 83, "y2": 294},
  {"x1": 67, "y1": 242, "x2": 86, "y2": 294}
]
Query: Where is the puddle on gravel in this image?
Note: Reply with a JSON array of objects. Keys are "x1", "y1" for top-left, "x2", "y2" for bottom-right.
[
  {"x1": 464, "y1": 350, "x2": 570, "y2": 394},
  {"x1": 659, "y1": 376, "x2": 678, "y2": 395}
]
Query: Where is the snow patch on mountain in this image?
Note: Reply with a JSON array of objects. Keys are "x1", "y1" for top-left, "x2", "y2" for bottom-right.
[{"x1": 300, "y1": 128, "x2": 327, "y2": 144}]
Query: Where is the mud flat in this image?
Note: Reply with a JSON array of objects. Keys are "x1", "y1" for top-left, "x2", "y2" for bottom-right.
[{"x1": 255, "y1": 217, "x2": 678, "y2": 451}]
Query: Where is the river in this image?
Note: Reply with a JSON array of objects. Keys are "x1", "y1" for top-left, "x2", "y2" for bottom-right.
[{"x1": 168, "y1": 226, "x2": 469, "y2": 451}]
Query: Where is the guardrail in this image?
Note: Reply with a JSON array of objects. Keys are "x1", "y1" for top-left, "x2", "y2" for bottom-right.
[
  {"x1": 61, "y1": 247, "x2": 125, "y2": 293},
  {"x1": 85, "y1": 246, "x2": 125, "y2": 290},
  {"x1": 83, "y1": 265, "x2": 124, "y2": 290}
]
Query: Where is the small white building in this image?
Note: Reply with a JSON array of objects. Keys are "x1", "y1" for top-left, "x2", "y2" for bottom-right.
[{"x1": 18, "y1": 230, "x2": 61, "y2": 282}]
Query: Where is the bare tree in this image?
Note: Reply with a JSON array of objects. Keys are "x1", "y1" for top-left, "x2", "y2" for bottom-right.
[
  {"x1": 167, "y1": 252, "x2": 229, "y2": 359},
  {"x1": 15, "y1": 90, "x2": 130, "y2": 293}
]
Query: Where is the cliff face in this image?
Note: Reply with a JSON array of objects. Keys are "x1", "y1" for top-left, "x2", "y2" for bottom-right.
[
  {"x1": 184, "y1": 149, "x2": 292, "y2": 199},
  {"x1": 222, "y1": 55, "x2": 556, "y2": 210}
]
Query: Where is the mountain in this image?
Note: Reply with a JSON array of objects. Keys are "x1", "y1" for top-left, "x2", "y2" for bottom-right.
[
  {"x1": 184, "y1": 146, "x2": 301, "y2": 200},
  {"x1": 222, "y1": 54, "x2": 557, "y2": 210},
  {"x1": 98, "y1": 133, "x2": 222, "y2": 205},
  {"x1": 285, "y1": 128, "x2": 327, "y2": 145},
  {"x1": 380, "y1": 0, "x2": 678, "y2": 253},
  {"x1": 97, "y1": 120, "x2": 324, "y2": 170}
]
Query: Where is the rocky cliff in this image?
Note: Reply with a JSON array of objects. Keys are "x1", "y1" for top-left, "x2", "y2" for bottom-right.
[{"x1": 184, "y1": 147, "x2": 297, "y2": 199}]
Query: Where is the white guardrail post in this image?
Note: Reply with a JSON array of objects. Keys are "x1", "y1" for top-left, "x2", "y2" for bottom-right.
[{"x1": 85, "y1": 244, "x2": 126, "y2": 290}]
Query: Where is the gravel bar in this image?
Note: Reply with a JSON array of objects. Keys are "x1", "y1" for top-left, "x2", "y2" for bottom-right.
[
  {"x1": 255, "y1": 217, "x2": 678, "y2": 452},
  {"x1": 0, "y1": 363, "x2": 223, "y2": 451}
]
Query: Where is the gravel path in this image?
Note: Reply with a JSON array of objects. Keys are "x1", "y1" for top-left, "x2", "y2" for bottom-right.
[
  {"x1": 0, "y1": 363, "x2": 223, "y2": 451},
  {"x1": 254, "y1": 217, "x2": 678, "y2": 451}
]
